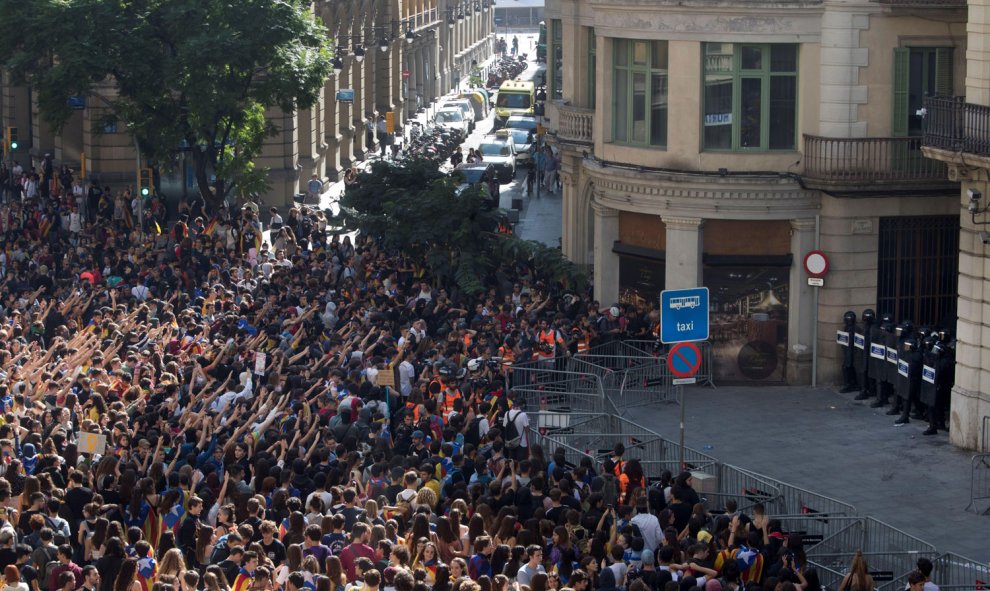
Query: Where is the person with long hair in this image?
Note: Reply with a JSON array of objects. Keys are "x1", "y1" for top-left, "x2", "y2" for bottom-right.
[
  {"x1": 435, "y1": 517, "x2": 464, "y2": 563},
  {"x1": 838, "y1": 550, "x2": 875, "y2": 591},
  {"x1": 112, "y1": 558, "x2": 141, "y2": 591}
]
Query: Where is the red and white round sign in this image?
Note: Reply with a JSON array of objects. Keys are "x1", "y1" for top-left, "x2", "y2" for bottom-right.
[{"x1": 803, "y1": 250, "x2": 830, "y2": 278}]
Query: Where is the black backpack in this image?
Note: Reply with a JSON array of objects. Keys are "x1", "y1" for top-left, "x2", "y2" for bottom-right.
[
  {"x1": 464, "y1": 416, "x2": 484, "y2": 447},
  {"x1": 502, "y1": 410, "x2": 522, "y2": 445}
]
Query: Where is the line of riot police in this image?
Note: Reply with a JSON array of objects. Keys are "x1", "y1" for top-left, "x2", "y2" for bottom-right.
[{"x1": 837, "y1": 309, "x2": 955, "y2": 435}]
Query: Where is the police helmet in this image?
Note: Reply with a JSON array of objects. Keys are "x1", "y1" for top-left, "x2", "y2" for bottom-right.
[
  {"x1": 937, "y1": 329, "x2": 952, "y2": 342},
  {"x1": 881, "y1": 312, "x2": 894, "y2": 325},
  {"x1": 895, "y1": 320, "x2": 915, "y2": 338},
  {"x1": 902, "y1": 337, "x2": 918, "y2": 352},
  {"x1": 922, "y1": 335, "x2": 937, "y2": 351},
  {"x1": 862, "y1": 309, "x2": 876, "y2": 324},
  {"x1": 843, "y1": 311, "x2": 857, "y2": 325},
  {"x1": 438, "y1": 364, "x2": 454, "y2": 377}
]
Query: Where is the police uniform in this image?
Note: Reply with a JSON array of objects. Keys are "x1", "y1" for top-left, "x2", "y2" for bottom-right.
[
  {"x1": 839, "y1": 311, "x2": 858, "y2": 393},
  {"x1": 856, "y1": 310, "x2": 876, "y2": 401},
  {"x1": 868, "y1": 316, "x2": 889, "y2": 408}
]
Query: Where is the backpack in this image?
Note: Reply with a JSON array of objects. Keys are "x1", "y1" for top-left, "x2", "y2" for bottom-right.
[
  {"x1": 502, "y1": 410, "x2": 522, "y2": 447},
  {"x1": 43, "y1": 560, "x2": 60, "y2": 588},
  {"x1": 464, "y1": 416, "x2": 484, "y2": 447}
]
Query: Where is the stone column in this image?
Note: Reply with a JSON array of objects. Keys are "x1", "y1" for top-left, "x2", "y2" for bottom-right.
[
  {"x1": 787, "y1": 218, "x2": 817, "y2": 385},
  {"x1": 592, "y1": 202, "x2": 620, "y2": 305},
  {"x1": 662, "y1": 217, "x2": 704, "y2": 290}
]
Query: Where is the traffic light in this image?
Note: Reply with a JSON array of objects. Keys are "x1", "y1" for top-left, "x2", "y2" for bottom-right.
[
  {"x1": 4, "y1": 127, "x2": 16, "y2": 152},
  {"x1": 139, "y1": 167, "x2": 153, "y2": 197}
]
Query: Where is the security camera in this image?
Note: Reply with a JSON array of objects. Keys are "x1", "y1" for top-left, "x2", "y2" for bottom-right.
[
  {"x1": 981, "y1": 231, "x2": 990, "y2": 245},
  {"x1": 969, "y1": 188, "x2": 983, "y2": 213}
]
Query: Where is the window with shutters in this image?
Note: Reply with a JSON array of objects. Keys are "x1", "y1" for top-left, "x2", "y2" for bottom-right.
[{"x1": 892, "y1": 47, "x2": 953, "y2": 137}]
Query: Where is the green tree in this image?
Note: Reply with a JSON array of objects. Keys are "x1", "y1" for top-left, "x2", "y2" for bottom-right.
[
  {"x1": 0, "y1": 0, "x2": 333, "y2": 211},
  {"x1": 339, "y1": 158, "x2": 586, "y2": 295}
]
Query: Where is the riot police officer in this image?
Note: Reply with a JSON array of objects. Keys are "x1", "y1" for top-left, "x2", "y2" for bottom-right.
[
  {"x1": 920, "y1": 334, "x2": 938, "y2": 434},
  {"x1": 926, "y1": 332, "x2": 954, "y2": 435},
  {"x1": 856, "y1": 309, "x2": 877, "y2": 401},
  {"x1": 891, "y1": 320, "x2": 915, "y2": 421},
  {"x1": 896, "y1": 329, "x2": 922, "y2": 426},
  {"x1": 839, "y1": 311, "x2": 858, "y2": 393},
  {"x1": 868, "y1": 312, "x2": 890, "y2": 408}
]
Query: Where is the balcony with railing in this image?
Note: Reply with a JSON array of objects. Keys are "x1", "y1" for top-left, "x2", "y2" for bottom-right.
[
  {"x1": 553, "y1": 101, "x2": 595, "y2": 147},
  {"x1": 922, "y1": 96, "x2": 990, "y2": 157},
  {"x1": 802, "y1": 134, "x2": 954, "y2": 193}
]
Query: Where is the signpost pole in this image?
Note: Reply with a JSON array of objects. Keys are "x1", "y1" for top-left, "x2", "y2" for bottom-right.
[{"x1": 678, "y1": 384, "x2": 685, "y2": 470}]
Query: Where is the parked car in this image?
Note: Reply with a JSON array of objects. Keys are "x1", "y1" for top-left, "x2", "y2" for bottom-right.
[
  {"x1": 453, "y1": 162, "x2": 499, "y2": 207},
  {"x1": 477, "y1": 135, "x2": 517, "y2": 183},
  {"x1": 503, "y1": 128, "x2": 535, "y2": 164},
  {"x1": 435, "y1": 108, "x2": 470, "y2": 135},
  {"x1": 441, "y1": 99, "x2": 477, "y2": 133},
  {"x1": 505, "y1": 114, "x2": 538, "y2": 134}
]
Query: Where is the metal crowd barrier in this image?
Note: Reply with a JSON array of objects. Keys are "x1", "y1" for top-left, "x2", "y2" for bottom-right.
[
  {"x1": 714, "y1": 464, "x2": 786, "y2": 514},
  {"x1": 695, "y1": 341, "x2": 717, "y2": 389},
  {"x1": 525, "y1": 412, "x2": 719, "y2": 481},
  {"x1": 730, "y1": 465, "x2": 856, "y2": 517},
  {"x1": 966, "y1": 453, "x2": 990, "y2": 515},
  {"x1": 805, "y1": 516, "x2": 937, "y2": 591},
  {"x1": 506, "y1": 348, "x2": 984, "y2": 579},
  {"x1": 890, "y1": 552, "x2": 990, "y2": 591},
  {"x1": 616, "y1": 359, "x2": 677, "y2": 408}
]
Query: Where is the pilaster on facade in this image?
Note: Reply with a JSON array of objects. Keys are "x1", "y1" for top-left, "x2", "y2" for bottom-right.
[{"x1": 818, "y1": 1, "x2": 875, "y2": 138}]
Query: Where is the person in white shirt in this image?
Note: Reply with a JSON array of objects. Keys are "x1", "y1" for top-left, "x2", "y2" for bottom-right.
[
  {"x1": 269, "y1": 207, "x2": 283, "y2": 231},
  {"x1": 630, "y1": 500, "x2": 663, "y2": 553},
  {"x1": 516, "y1": 545, "x2": 546, "y2": 586}
]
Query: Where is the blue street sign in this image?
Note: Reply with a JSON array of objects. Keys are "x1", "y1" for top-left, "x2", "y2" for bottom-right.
[{"x1": 660, "y1": 287, "x2": 710, "y2": 344}]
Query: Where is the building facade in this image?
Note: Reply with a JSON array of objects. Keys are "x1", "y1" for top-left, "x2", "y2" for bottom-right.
[
  {"x1": 922, "y1": 0, "x2": 990, "y2": 450},
  {"x1": 545, "y1": 0, "x2": 966, "y2": 388},
  {"x1": 0, "y1": 0, "x2": 494, "y2": 206}
]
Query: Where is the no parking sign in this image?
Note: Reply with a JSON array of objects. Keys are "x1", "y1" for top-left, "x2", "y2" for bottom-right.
[{"x1": 667, "y1": 342, "x2": 702, "y2": 383}]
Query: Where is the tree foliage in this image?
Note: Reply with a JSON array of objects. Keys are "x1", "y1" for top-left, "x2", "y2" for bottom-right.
[
  {"x1": 0, "y1": 0, "x2": 333, "y2": 210},
  {"x1": 339, "y1": 158, "x2": 586, "y2": 295}
]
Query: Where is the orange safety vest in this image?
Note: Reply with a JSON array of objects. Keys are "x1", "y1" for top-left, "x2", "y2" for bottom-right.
[
  {"x1": 498, "y1": 346, "x2": 514, "y2": 366},
  {"x1": 576, "y1": 337, "x2": 590, "y2": 355},
  {"x1": 441, "y1": 388, "x2": 462, "y2": 415},
  {"x1": 536, "y1": 329, "x2": 558, "y2": 358},
  {"x1": 463, "y1": 333, "x2": 472, "y2": 348}
]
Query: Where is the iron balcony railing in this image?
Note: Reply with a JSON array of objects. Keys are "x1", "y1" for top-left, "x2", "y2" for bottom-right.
[
  {"x1": 923, "y1": 96, "x2": 990, "y2": 156},
  {"x1": 803, "y1": 134, "x2": 948, "y2": 183}
]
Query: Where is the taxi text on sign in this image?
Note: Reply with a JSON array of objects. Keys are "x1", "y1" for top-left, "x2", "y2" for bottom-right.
[{"x1": 660, "y1": 288, "x2": 710, "y2": 344}]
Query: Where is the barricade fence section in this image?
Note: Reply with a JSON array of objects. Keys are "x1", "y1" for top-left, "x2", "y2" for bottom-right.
[
  {"x1": 504, "y1": 347, "x2": 986, "y2": 580},
  {"x1": 806, "y1": 517, "x2": 937, "y2": 591},
  {"x1": 924, "y1": 552, "x2": 990, "y2": 591},
  {"x1": 966, "y1": 453, "x2": 990, "y2": 515},
  {"x1": 715, "y1": 464, "x2": 786, "y2": 514}
]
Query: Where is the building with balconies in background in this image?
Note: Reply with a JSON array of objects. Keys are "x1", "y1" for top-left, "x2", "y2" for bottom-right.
[
  {"x1": 544, "y1": 0, "x2": 966, "y2": 389},
  {"x1": 921, "y1": 0, "x2": 990, "y2": 450},
  {"x1": 0, "y1": 0, "x2": 494, "y2": 208}
]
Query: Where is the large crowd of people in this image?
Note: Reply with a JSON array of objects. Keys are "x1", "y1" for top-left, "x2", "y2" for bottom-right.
[{"x1": 0, "y1": 162, "x2": 936, "y2": 591}]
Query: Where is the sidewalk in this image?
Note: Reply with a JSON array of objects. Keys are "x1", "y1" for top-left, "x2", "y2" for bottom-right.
[{"x1": 630, "y1": 384, "x2": 987, "y2": 563}]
